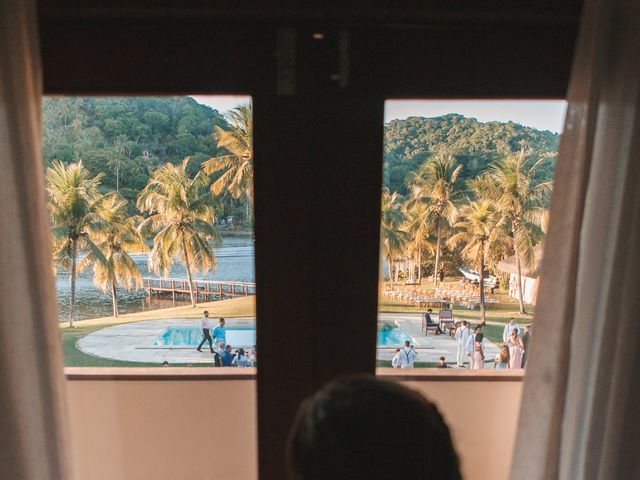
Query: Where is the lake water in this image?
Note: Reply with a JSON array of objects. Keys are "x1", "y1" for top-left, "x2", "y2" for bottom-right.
[{"x1": 56, "y1": 235, "x2": 254, "y2": 322}]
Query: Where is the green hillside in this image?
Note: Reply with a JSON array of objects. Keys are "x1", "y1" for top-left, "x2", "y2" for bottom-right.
[
  {"x1": 383, "y1": 114, "x2": 560, "y2": 195},
  {"x1": 43, "y1": 96, "x2": 234, "y2": 212}
]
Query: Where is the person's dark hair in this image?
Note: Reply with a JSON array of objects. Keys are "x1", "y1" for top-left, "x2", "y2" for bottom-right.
[
  {"x1": 238, "y1": 348, "x2": 245, "y2": 356},
  {"x1": 404, "y1": 340, "x2": 410, "y2": 347},
  {"x1": 287, "y1": 376, "x2": 461, "y2": 480},
  {"x1": 220, "y1": 317, "x2": 225, "y2": 323},
  {"x1": 439, "y1": 356, "x2": 445, "y2": 361},
  {"x1": 203, "y1": 310, "x2": 209, "y2": 316},
  {"x1": 462, "y1": 320, "x2": 467, "y2": 326},
  {"x1": 476, "y1": 333, "x2": 484, "y2": 342}
]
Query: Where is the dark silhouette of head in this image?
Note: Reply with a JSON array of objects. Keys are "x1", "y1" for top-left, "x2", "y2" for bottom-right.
[{"x1": 287, "y1": 375, "x2": 461, "y2": 480}]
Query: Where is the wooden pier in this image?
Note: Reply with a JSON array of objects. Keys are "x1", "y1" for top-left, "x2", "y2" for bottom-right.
[{"x1": 143, "y1": 277, "x2": 256, "y2": 301}]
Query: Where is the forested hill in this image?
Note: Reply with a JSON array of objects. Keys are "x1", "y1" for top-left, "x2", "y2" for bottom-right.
[
  {"x1": 43, "y1": 96, "x2": 229, "y2": 198},
  {"x1": 383, "y1": 114, "x2": 561, "y2": 195}
]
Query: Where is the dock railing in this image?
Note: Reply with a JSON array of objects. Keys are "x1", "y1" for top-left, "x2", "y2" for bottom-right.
[{"x1": 143, "y1": 277, "x2": 256, "y2": 301}]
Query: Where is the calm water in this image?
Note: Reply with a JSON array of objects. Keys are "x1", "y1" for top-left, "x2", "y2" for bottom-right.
[
  {"x1": 56, "y1": 236, "x2": 254, "y2": 322},
  {"x1": 377, "y1": 323, "x2": 412, "y2": 346}
]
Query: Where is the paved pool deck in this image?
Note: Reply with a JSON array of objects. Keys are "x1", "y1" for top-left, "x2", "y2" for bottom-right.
[{"x1": 77, "y1": 313, "x2": 499, "y2": 366}]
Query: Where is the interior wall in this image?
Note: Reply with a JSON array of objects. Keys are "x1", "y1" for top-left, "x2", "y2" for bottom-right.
[
  {"x1": 65, "y1": 375, "x2": 521, "y2": 480},
  {"x1": 65, "y1": 378, "x2": 258, "y2": 480},
  {"x1": 399, "y1": 379, "x2": 523, "y2": 480}
]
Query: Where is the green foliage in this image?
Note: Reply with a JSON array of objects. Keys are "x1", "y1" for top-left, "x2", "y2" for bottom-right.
[
  {"x1": 137, "y1": 157, "x2": 220, "y2": 307},
  {"x1": 383, "y1": 114, "x2": 559, "y2": 195},
  {"x1": 43, "y1": 96, "x2": 230, "y2": 212}
]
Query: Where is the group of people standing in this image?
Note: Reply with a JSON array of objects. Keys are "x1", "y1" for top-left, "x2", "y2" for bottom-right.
[
  {"x1": 196, "y1": 311, "x2": 256, "y2": 367},
  {"x1": 453, "y1": 317, "x2": 531, "y2": 369}
]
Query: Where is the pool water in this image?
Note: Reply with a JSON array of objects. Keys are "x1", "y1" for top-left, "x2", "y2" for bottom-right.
[
  {"x1": 154, "y1": 322, "x2": 411, "y2": 348},
  {"x1": 154, "y1": 325, "x2": 256, "y2": 347},
  {"x1": 377, "y1": 323, "x2": 413, "y2": 346}
]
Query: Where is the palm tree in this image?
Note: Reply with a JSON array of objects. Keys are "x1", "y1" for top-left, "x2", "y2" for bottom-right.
[
  {"x1": 137, "y1": 157, "x2": 219, "y2": 307},
  {"x1": 407, "y1": 154, "x2": 462, "y2": 286},
  {"x1": 202, "y1": 104, "x2": 253, "y2": 222},
  {"x1": 80, "y1": 193, "x2": 147, "y2": 317},
  {"x1": 380, "y1": 189, "x2": 407, "y2": 286},
  {"x1": 402, "y1": 201, "x2": 436, "y2": 284},
  {"x1": 483, "y1": 151, "x2": 551, "y2": 313},
  {"x1": 448, "y1": 199, "x2": 499, "y2": 324},
  {"x1": 47, "y1": 160, "x2": 108, "y2": 327}
]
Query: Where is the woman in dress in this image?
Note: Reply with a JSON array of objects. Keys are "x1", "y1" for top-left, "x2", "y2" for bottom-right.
[
  {"x1": 471, "y1": 333, "x2": 485, "y2": 370},
  {"x1": 494, "y1": 345, "x2": 510, "y2": 369},
  {"x1": 506, "y1": 330, "x2": 525, "y2": 369},
  {"x1": 248, "y1": 345, "x2": 257, "y2": 367}
]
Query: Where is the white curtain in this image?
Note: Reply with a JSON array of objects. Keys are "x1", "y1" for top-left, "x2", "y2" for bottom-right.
[
  {"x1": 0, "y1": 0, "x2": 73, "y2": 478},
  {"x1": 511, "y1": 0, "x2": 640, "y2": 478}
]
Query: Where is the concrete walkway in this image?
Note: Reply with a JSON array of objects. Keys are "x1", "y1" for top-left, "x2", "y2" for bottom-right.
[
  {"x1": 78, "y1": 317, "x2": 254, "y2": 364},
  {"x1": 378, "y1": 312, "x2": 500, "y2": 366},
  {"x1": 78, "y1": 312, "x2": 499, "y2": 366}
]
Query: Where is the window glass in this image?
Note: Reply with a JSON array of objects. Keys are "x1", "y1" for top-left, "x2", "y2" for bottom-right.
[
  {"x1": 44, "y1": 95, "x2": 256, "y2": 368},
  {"x1": 378, "y1": 100, "x2": 566, "y2": 371}
]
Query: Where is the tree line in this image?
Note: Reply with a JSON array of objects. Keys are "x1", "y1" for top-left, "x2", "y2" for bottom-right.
[
  {"x1": 48, "y1": 104, "x2": 253, "y2": 326},
  {"x1": 381, "y1": 151, "x2": 551, "y2": 322},
  {"x1": 43, "y1": 96, "x2": 252, "y2": 226}
]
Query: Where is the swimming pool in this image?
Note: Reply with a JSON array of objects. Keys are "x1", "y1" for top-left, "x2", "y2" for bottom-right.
[
  {"x1": 377, "y1": 322, "x2": 413, "y2": 347},
  {"x1": 153, "y1": 323, "x2": 411, "y2": 348},
  {"x1": 153, "y1": 325, "x2": 256, "y2": 347}
]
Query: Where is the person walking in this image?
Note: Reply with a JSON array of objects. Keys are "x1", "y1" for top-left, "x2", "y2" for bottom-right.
[
  {"x1": 196, "y1": 310, "x2": 214, "y2": 353},
  {"x1": 502, "y1": 318, "x2": 520, "y2": 343},
  {"x1": 212, "y1": 317, "x2": 226, "y2": 348},
  {"x1": 398, "y1": 341, "x2": 418, "y2": 369},
  {"x1": 454, "y1": 321, "x2": 470, "y2": 367},
  {"x1": 506, "y1": 330, "x2": 525, "y2": 369}
]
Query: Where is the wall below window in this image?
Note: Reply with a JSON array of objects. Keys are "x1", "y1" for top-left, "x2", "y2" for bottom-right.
[
  {"x1": 383, "y1": 371, "x2": 524, "y2": 480},
  {"x1": 65, "y1": 369, "x2": 522, "y2": 480}
]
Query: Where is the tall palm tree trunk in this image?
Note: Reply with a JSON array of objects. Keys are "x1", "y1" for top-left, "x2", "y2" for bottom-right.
[
  {"x1": 434, "y1": 215, "x2": 442, "y2": 287},
  {"x1": 479, "y1": 242, "x2": 486, "y2": 325},
  {"x1": 515, "y1": 253, "x2": 527, "y2": 314},
  {"x1": 182, "y1": 234, "x2": 196, "y2": 307},
  {"x1": 69, "y1": 237, "x2": 77, "y2": 328},
  {"x1": 111, "y1": 277, "x2": 119, "y2": 317},
  {"x1": 417, "y1": 244, "x2": 422, "y2": 284}
]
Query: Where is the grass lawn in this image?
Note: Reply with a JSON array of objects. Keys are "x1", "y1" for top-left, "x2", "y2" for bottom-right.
[
  {"x1": 60, "y1": 295, "x2": 256, "y2": 367},
  {"x1": 379, "y1": 281, "x2": 534, "y2": 346}
]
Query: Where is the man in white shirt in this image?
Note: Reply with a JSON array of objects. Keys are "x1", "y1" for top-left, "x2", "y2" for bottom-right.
[
  {"x1": 196, "y1": 310, "x2": 215, "y2": 353},
  {"x1": 502, "y1": 318, "x2": 520, "y2": 343},
  {"x1": 391, "y1": 349, "x2": 401, "y2": 368},
  {"x1": 454, "y1": 321, "x2": 470, "y2": 367},
  {"x1": 398, "y1": 341, "x2": 418, "y2": 369},
  {"x1": 466, "y1": 325, "x2": 483, "y2": 369}
]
